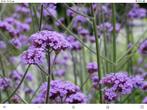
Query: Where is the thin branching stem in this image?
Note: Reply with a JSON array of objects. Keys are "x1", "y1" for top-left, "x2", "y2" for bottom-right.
[{"x1": 2, "y1": 65, "x2": 31, "y2": 103}]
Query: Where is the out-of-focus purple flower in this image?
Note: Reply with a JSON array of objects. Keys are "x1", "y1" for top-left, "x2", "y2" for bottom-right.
[
  {"x1": 42, "y1": 24, "x2": 53, "y2": 31},
  {"x1": 29, "y1": 30, "x2": 71, "y2": 52},
  {"x1": 24, "y1": 87, "x2": 34, "y2": 95},
  {"x1": 21, "y1": 48, "x2": 45, "y2": 65},
  {"x1": 43, "y1": 4, "x2": 57, "y2": 17},
  {"x1": 15, "y1": 3, "x2": 30, "y2": 15},
  {"x1": 9, "y1": 70, "x2": 22, "y2": 81},
  {"x1": 128, "y1": 4, "x2": 146, "y2": 19},
  {"x1": 10, "y1": 38, "x2": 22, "y2": 49},
  {"x1": 142, "y1": 96, "x2": 147, "y2": 104},
  {"x1": 0, "y1": 78, "x2": 11, "y2": 90},
  {"x1": 65, "y1": 92, "x2": 87, "y2": 103},
  {"x1": 97, "y1": 22, "x2": 120, "y2": 33},
  {"x1": 66, "y1": 6, "x2": 88, "y2": 17},
  {"x1": 101, "y1": 72, "x2": 133, "y2": 96},
  {"x1": 138, "y1": 39, "x2": 147, "y2": 55},
  {"x1": 141, "y1": 81, "x2": 147, "y2": 92},
  {"x1": 26, "y1": 73, "x2": 33, "y2": 81},
  {"x1": 67, "y1": 36, "x2": 82, "y2": 51},
  {"x1": 91, "y1": 74, "x2": 99, "y2": 89},
  {"x1": 87, "y1": 62, "x2": 98, "y2": 74},
  {"x1": 133, "y1": 67, "x2": 145, "y2": 75},
  {"x1": 25, "y1": 17, "x2": 32, "y2": 24},
  {"x1": 78, "y1": 27, "x2": 89, "y2": 41},
  {"x1": 53, "y1": 69, "x2": 65, "y2": 77},
  {"x1": 10, "y1": 35, "x2": 28, "y2": 49},
  {"x1": 55, "y1": 17, "x2": 64, "y2": 26},
  {"x1": 89, "y1": 35, "x2": 95, "y2": 43},
  {"x1": 0, "y1": 41, "x2": 6, "y2": 49},
  {"x1": 11, "y1": 95, "x2": 21, "y2": 103},
  {"x1": 32, "y1": 80, "x2": 86, "y2": 104},
  {"x1": 132, "y1": 75, "x2": 144, "y2": 88},
  {"x1": 73, "y1": 15, "x2": 87, "y2": 28}
]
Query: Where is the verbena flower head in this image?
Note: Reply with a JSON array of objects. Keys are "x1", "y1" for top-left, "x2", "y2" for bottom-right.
[
  {"x1": 0, "y1": 78, "x2": 11, "y2": 90},
  {"x1": 87, "y1": 62, "x2": 98, "y2": 74},
  {"x1": 132, "y1": 75, "x2": 144, "y2": 89},
  {"x1": 128, "y1": 4, "x2": 146, "y2": 19},
  {"x1": 67, "y1": 36, "x2": 82, "y2": 51},
  {"x1": 9, "y1": 70, "x2": 22, "y2": 81},
  {"x1": 29, "y1": 30, "x2": 71, "y2": 52},
  {"x1": 101, "y1": 72, "x2": 133, "y2": 95},
  {"x1": 73, "y1": 15, "x2": 87, "y2": 28},
  {"x1": 65, "y1": 92, "x2": 87, "y2": 103},
  {"x1": 11, "y1": 95, "x2": 21, "y2": 103},
  {"x1": 32, "y1": 80, "x2": 86, "y2": 104},
  {"x1": 101, "y1": 72, "x2": 134, "y2": 102},
  {"x1": 43, "y1": 3, "x2": 57, "y2": 17},
  {"x1": 97, "y1": 22, "x2": 120, "y2": 33},
  {"x1": 104, "y1": 88, "x2": 117, "y2": 102},
  {"x1": 21, "y1": 48, "x2": 45, "y2": 65},
  {"x1": 138, "y1": 39, "x2": 147, "y2": 55},
  {"x1": 141, "y1": 81, "x2": 147, "y2": 92},
  {"x1": 91, "y1": 74, "x2": 99, "y2": 89},
  {"x1": 53, "y1": 69, "x2": 65, "y2": 77}
]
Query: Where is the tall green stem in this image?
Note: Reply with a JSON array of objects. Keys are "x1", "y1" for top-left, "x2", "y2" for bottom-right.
[
  {"x1": 112, "y1": 4, "x2": 117, "y2": 72},
  {"x1": 46, "y1": 49, "x2": 51, "y2": 103},
  {"x1": 71, "y1": 52, "x2": 77, "y2": 85},
  {"x1": 2, "y1": 65, "x2": 31, "y2": 103},
  {"x1": 39, "y1": 4, "x2": 43, "y2": 31},
  {"x1": 91, "y1": 5, "x2": 103, "y2": 103}
]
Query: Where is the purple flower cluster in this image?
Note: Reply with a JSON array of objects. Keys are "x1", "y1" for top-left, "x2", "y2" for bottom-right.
[
  {"x1": 87, "y1": 62, "x2": 99, "y2": 89},
  {"x1": 0, "y1": 17, "x2": 30, "y2": 38},
  {"x1": 67, "y1": 36, "x2": 82, "y2": 51},
  {"x1": 97, "y1": 22, "x2": 120, "y2": 34},
  {"x1": 32, "y1": 80, "x2": 87, "y2": 103},
  {"x1": 21, "y1": 30, "x2": 71, "y2": 65},
  {"x1": 29, "y1": 30, "x2": 71, "y2": 52},
  {"x1": 15, "y1": 3, "x2": 30, "y2": 15},
  {"x1": 53, "y1": 69, "x2": 65, "y2": 77},
  {"x1": 101, "y1": 72, "x2": 134, "y2": 102},
  {"x1": 132, "y1": 75, "x2": 144, "y2": 89},
  {"x1": 141, "y1": 81, "x2": 147, "y2": 92},
  {"x1": 55, "y1": 17, "x2": 64, "y2": 27},
  {"x1": 43, "y1": 3, "x2": 57, "y2": 17},
  {"x1": 73, "y1": 15, "x2": 87, "y2": 28},
  {"x1": 9, "y1": 70, "x2": 22, "y2": 81},
  {"x1": 87, "y1": 62, "x2": 98, "y2": 74},
  {"x1": 0, "y1": 78, "x2": 11, "y2": 90},
  {"x1": 10, "y1": 35, "x2": 28, "y2": 49},
  {"x1": 138, "y1": 39, "x2": 147, "y2": 55},
  {"x1": 21, "y1": 48, "x2": 45, "y2": 65},
  {"x1": 128, "y1": 4, "x2": 146, "y2": 19}
]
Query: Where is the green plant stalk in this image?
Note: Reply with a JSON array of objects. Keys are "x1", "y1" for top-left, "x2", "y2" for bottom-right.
[
  {"x1": 79, "y1": 51, "x2": 84, "y2": 91},
  {"x1": 71, "y1": 52, "x2": 78, "y2": 85},
  {"x1": 112, "y1": 3, "x2": 117, "y2": 72},
  {"x1": 101, "y1": 6, "x2": 108, "y2": 73},
  {"x1": 126, "y1": 23, "x2": 133, "y2": 74},
  {"x1": 91, "y1": 5, "x2": 103, "y2": 103},
  {"x1": 46, "y1": 49, "x2": 51, "y2": 103},
  {"x1": 39, "y1": 4, "x2": 43, "y2": 31},
  {"x1": 2, "y1": 65, "x2": 31, "y2": 103}
]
